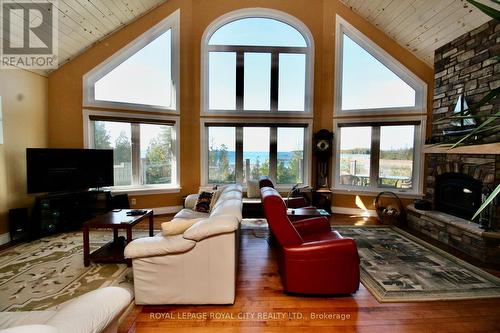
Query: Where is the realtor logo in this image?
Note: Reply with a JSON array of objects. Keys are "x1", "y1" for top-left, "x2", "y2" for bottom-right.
[{"x1": 1, "y1": 0, "x2": 58, "y2": 69}]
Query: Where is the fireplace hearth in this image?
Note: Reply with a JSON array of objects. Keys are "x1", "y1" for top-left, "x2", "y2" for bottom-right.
[{"x1": 435, "y1": 172, "x2": 482, "y2": 221}]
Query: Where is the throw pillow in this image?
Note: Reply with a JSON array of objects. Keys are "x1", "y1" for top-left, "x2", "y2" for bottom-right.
[
  {"x1": 194, "y1": 191, "x2": 215, "y2": 213},
  {"x1": 161, "y1": 218, "x2": 203, "y2": 236},
  {"x1": 246, "y1": 180, "x2": 260, "y2": 198},
  {"x1": 210, "y1": 188, "x2": 222, "y2": 211}
]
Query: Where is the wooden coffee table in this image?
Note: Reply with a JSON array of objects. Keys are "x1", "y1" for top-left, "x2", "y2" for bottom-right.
[
  {"x1": 287, "y1": 207, "x2": 330, "y2": 222},
  {"x1": 83, "y1": 209, "x2": 153, "y2": 267}
]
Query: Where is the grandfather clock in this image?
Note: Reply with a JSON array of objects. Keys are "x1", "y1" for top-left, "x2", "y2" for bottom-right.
[{"x1": 313, "y1": 129, "x2": 334, "y2": 212}]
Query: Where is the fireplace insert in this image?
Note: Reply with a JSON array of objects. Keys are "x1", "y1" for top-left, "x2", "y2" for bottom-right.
[{"x1": 434, "y1": 173, "x2": 482, "y2": 221}]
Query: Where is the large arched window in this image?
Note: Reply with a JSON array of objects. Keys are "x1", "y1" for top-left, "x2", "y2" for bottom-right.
[
  {"x1": 201, "y1": 9, "x2": 314, "y2": 116},
  {"x1": 200, "y1": 9, "x2": 314, "y2": 188}
]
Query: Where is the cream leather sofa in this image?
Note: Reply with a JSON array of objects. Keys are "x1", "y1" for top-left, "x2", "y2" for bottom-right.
[
  {"x1": 0, "y1": 287, "x2": 132, "y2": 333},
  {"x1": 124, "y1": 184, "x2": 243, "y2": 305}
]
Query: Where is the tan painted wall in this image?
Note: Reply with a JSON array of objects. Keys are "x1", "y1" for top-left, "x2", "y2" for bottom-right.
[
  {"x1": 48, "y1": 0, "x2": 434, "y2": 210},
  {"x1": 0, "y1": 69, "x2": 48, "y2": 235}
]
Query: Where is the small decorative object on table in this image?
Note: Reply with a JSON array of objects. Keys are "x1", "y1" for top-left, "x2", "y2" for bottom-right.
[{"x1": 375, "y1": 191, "x2": 406, "y2": 226}]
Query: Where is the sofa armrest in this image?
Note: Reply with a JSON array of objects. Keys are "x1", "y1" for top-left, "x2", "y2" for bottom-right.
[
  {"x1": 124, "y1": 234, "x2": 196, "y2": 259},
  {"x1": 184, "y1": 194, "x2": 199, "y2": 209},
  {"x1": 0, "y1": 325, "x2": 57, "y2": 333},
  {"x1": 46, "y1": 287, "x2": 132, "y2": 333},
  {"x1": 292, "y1": 217, "x2": 331, "y2": 236}
]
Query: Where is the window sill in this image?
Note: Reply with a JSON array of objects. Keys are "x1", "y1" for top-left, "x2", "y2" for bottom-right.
[
  {"x1": 109, "y1": 185, "x2": 181, "y2": 196},
  {"x1": 331, "y1": 187, "x2": 424, "y2": 199}
]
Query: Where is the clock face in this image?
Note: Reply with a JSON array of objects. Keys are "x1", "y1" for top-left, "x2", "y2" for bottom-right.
[{"x1": 316, "y1": 140, "x2": 330, "y2": 151}]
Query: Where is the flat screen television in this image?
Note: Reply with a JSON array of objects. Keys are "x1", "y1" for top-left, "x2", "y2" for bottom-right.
[{"x1": 26, "y1": 148, "x2": 114, "y2": 194}]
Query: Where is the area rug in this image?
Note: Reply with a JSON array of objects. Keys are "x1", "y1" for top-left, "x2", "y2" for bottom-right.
[
  {"x1": 0, "y1": 230, "x2": 151, "y2": 311},
  {"x1": 335, "y1": 226, "x2": 500, "y2": 302},
  {"x1": 241, "y1": 218, "x2": 268, "y2": 229}
]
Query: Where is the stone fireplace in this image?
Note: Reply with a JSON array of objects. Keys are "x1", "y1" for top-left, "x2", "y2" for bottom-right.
[
  {"x1": 424, "y1": 154, "x2": 499, "y2": 229},
  {"x1": 406, "y1": 20, "x2": 500, "y2": 265}
]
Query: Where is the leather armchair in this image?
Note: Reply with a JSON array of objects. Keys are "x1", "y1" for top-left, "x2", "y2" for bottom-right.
[
  {"x1": 261, "y1": 187, "x2": 360, "y2": 295},
  {"x1": 258, "y1": 176, "x2": 308, "y2": 208}
]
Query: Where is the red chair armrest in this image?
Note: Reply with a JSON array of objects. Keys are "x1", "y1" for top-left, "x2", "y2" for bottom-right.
[
  {"x1": 284, "y1": 238, "x2": 359, "y2": 258},
  {"x1": 292, "y1": 217, "x2": 331, "y2": 236}
]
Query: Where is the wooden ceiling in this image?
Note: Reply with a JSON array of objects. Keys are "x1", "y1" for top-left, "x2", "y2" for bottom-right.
[
  {"x1": 339, "y1": 0, "x2": 497, "y2": 66},
  {"x1": 6, "y1": 1, "x2": 496, "y2": 74}
]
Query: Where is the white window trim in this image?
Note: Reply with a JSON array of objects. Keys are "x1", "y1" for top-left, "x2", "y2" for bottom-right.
[
  {"x1": 82, "y1": 109, "x2": 181, "y2": 195},
  {"x1": 200, "y1": 8, "x2": 314, "y2": 118},
  {"x1": 332, "y1": 115, "x2": 426, "y2": 196},
  {"x1": 334, "y1": 14, "x2": 427, "y2": 117},
  {"x1": 82, "y1": 9, "x2": 180, "y2": 114},
  {"x1": 200, "y1": 117, "x2": 312, "y2": 191}
]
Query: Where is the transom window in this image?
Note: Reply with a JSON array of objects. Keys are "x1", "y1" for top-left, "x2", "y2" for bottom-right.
[
  {"x1": 83, "y1": 10, "x2": 180, "y2": 113},
  {"x1": 204, "y1": 123, "x2": 309, "y2": 186},
  {"x1": 335, "y1": 15, "x2": 426, "y2": 116},
  {"x1": 202, "y1": 10, "x2": 314, "y2": 115}
]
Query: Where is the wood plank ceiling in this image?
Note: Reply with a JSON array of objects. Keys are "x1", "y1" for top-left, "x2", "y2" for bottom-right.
[
  {"x1": 3, "y1": 0, "x2": 496, "y2": 74},
  {"x1": 339, "y1": 0, "x2": 497, "y2": 66},
  {"x1": 1, "y1": 0, "x2": 166, "y2": 74}
]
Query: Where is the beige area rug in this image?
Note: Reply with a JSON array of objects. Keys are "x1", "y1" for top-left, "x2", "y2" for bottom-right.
[
  {"x1": 0, "y1": 230, "x2": 152, "y2": 311},
  {"x1": 241, "y1": 218, "x2": 268, "y2": 229}
]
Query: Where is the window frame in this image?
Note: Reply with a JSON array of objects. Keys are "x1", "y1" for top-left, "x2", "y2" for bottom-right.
[
  {"x1": 332, "y1": 115, "x2": 426, "y2": 197},
  {"x1": 200, "y1": 8, "x2": 315, "y2": 118},
  {"x1": 334, "y1": 15, "x2": 427, "y2": 117},
  {"x1": 200, "y1": 118, "x2": 312, "y2": 190},
  {"x1": 83, "y1": 109, "x2": 181, "y2": 195},
  {"x1": 82, "y1": 9, "x2": 180, "y2": 114}
]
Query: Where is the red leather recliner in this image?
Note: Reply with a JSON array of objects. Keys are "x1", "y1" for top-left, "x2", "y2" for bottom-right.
[
  {"x1": 258, "y1": 176, "x2": 308, "y2": 208},
  {"x1": 261, "y1": 186, "x2": 360, "y2": 295}
]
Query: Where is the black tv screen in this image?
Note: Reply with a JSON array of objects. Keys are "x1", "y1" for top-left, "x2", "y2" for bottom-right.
[{"x1": 26, "y1": 148, "x2": 114, "y2": 194}]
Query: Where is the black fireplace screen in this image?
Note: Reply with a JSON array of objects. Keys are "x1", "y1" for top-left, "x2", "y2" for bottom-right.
[{"x1": 435, "y1": 173, "x2": 482, "y2": 221}]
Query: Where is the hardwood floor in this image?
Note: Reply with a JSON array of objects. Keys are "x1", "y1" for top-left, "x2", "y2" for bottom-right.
[{"x1": 121, "y1": 214, "x2": 500, "y2": 333}]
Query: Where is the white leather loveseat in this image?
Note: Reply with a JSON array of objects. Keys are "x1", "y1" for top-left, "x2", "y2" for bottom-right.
[
  {"x1": 0, "y1": 287, "x2": 132, "y2": 333},
  {"x1": 124, "y1": 184, "x2": 243, "y2": 305}
]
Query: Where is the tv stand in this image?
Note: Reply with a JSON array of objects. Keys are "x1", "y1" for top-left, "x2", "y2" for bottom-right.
[{"x1": 31, "y1": 190, "x2": 112, "y2": 240}]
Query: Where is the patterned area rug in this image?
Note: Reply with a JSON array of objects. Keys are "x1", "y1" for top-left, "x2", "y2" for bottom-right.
[
  {"x1": 0, "y1": 230, "x2": 151, "y2": 311},
  {"x1": 241, "y1": 218, "x2": 268, "y2": 229},
  {"x1": 336, "y1": 226, "x2": 500, "y2": 302}
]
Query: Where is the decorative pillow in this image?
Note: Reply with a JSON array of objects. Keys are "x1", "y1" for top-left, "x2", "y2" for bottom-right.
[
  {"x1": 194, "y1": 191, "x2": 215, "y2": 213},
  {"x1": 246, "y1": 180, "x2": 260, "y2": 198},
  {"x1": 161, "y1": 218, "x2": 203, "y2": 236},
  {"x1": 210, "y1": 188, "x2": 222, "y2": 211}
]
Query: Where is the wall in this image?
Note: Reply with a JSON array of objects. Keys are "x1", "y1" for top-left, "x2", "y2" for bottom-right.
[
  {"x1": 432, "y1": 20, "x2": 499, "y2": 139},
  {"x1": 0, "y1": 69, "x2": 49, "y2": 237},
  {"x1": 48, "y1": 0, "x2": 434, "y2": 211}
]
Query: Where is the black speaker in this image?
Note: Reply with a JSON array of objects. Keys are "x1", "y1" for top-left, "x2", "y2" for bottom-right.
[{"x1": 8, "y1": 208, "x2": 29, "y2": 241}]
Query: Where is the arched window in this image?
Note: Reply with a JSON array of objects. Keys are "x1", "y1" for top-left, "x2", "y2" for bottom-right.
[
  {"x1": 201, "y1": 9, "x2": 314, "y2": 116},
  {"x1": 200, "y1": 9, "x2": 314, "y2": 188}
]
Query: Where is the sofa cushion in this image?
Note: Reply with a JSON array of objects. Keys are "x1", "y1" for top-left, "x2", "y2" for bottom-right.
[
  {"x1": 214, "y1": 191, "x2": 243, "y2": 202},
  {"x1": 0, "y1": 312, "x2": 56, "y2": 330},
  {"x1": 46, "y1": 287, "x2": 132, "y2": 333},
  {"x1": 161, "y1": 218, "x2": 203, "y2": 236},
  {"x1": 0, "y1": 325, "x2": 58, "y2": 333},
  {"x1": 174, "y1": 208, "x2": 210, "y2": 220},
  {"x1": 246, "y1": 180, "x2": 260, "y2": 198},
  {"x1": 220, "y1": 183, "x2": 243, "y2": 193},
  {"x1": 124, "y1": 234, "x2": 196, "y2": 259},
  {"x1": 183, "y1": 215, "x2": 239, "y2": 241},
  {"x1": 210, "y1": 199, "x2": 243, "y2": 221}
]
